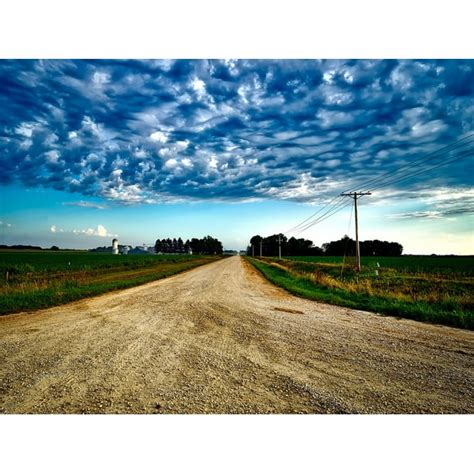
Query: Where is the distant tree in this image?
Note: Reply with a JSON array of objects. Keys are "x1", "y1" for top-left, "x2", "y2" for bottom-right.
[
  {"x1": 248, "y1": 235, "x2": 263, "y2": 255},
  {"x1": 360, "y1": 239, "x2": 403, "y2": 256},
  {"x1": 247, "y1": 234, "x2": 322, "y2": 256},
  {"x1": 154, "y1": 239, "x2": 163, "y2": 253},
  {"x1": 153, "y1": 236, "x2": 223, "y2": 255},
  {"x1": 50, "y1": 245, "x2": 60, "y2": 251},
  {"x1": 322, "y1": 235, "x2": 354, "y2": 256},
  {"x1": 322, "y1": 236, "x2": 403, "y2": 256}
]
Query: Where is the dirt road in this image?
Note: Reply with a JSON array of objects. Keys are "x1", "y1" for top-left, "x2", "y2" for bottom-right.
[{"x1": 1, "y1": 256, "x2": 473, "y2": 413}]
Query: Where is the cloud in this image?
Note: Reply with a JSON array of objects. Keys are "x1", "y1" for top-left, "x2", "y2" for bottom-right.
[
  {"x1": 72, "y1": 224, "x2": 115, "y2": 237},
  {"x1": 50, "y1": 223, "x2": 115, "y2": 237},
  {"x1": 63, "y1": 200, "x2": 107, "y2": 209},
  {"x1": 0, "y1": 220, "x2": 12, "y2": 227},
  {"x1": 0, "y1": 59, "x2": 472, "y2": 213},
  {"x1": 149, "y1": 131, "x2": 169, "y2": 143},
  {"x1": 386, "y1": 187, "x2": 474, "y2": 220}
]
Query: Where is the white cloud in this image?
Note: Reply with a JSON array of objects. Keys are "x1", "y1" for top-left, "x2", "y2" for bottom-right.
[
  {"x1": 134, "y1": 148, "x2": 148, "y2": 158},
  {"x1": 410, "y1": 119, "x2": 447, "y2": 138},
  {"x1": 63, "y1": 201, "x2": 106, "y2": 209},
  {"x1": 176, "y1": 140, "x2": 189, "y2": 150},
  {"x1": 209, "y1": 156, "x2": 218, "y2": 169},
  {"x1": 51, "y1": 223, "x2": 115, "y2": 237},
  {"x1": 92, "y1": 71, "x2": 110, "y2": 86},
  {"x1": 45, "y1": 150, "x2": 60, "y2": 163},
  {"x1": 73, "y1": 224, "x2": 116, "y2": 238},
  {"x1": 150, "y1": 131, "x2": 168, "y2": 143},
  {"x1": 0, "y1": 220, "x2": 12, "y2": 227},
  {"x1": 191, "y1": 77, "x2": 206, "y2": 99},
  {"x1": 158, "y1": 147, "x2": 172, "y2": 158},
  {"x1": 15, "y1": 122, "x2": 35, "y2": 137},
  {"x1": 164, "y1": 158, "x2": 178, "y2": 169},
  {"x1": 181, "y1": 158, "x2": 193, "y2": 168}
]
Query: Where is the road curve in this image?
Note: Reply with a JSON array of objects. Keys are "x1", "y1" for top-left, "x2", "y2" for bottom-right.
[{"x1": 1, "y1": 256, "x2": 473, "y2": 414}]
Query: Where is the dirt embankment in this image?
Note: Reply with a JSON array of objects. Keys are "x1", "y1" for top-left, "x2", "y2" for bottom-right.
[{"x1": 1, "y1": 256, "x2": 473, "y2": 414}]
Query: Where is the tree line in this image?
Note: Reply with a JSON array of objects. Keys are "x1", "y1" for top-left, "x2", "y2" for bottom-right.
[
  {"x1": 248, "y1": 234, "x2": 403, "y2": 257},
  {"x1": 155, "y1": 236, "x2": 223, "y2": 255}
]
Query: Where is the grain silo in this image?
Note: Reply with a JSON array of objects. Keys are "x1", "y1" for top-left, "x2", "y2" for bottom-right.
[{"x1": 112, "y1": 238, "x2": 119, "y2": 255}]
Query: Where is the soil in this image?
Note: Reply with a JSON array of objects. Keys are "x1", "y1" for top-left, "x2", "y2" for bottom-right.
[{"x1": 1, "y1": 256, "x2": 472, "y2": 414}]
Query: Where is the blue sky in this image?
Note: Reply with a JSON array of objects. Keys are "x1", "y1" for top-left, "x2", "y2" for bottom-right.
[{"x1": 0, "y1": 59, "x2": 473, "y2": 253}]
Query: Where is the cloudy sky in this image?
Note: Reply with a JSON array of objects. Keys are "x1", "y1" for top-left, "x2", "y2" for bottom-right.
[{"x1": 0, "y1": 59, "x2": 473, "y2": 253}]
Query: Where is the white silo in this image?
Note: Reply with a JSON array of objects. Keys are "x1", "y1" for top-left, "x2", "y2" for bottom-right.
[{"x1": 112, "y1": 238, "x2": 119, "y2": 255}]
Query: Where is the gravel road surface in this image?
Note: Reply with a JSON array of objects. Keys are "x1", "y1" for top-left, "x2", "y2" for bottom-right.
[{"x1": 1, "y1": 256, "x2": 473, "y2": 413}]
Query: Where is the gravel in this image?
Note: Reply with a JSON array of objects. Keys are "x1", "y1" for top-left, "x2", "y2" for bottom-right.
[{"x1": 0, "y1": 256, "x2": 473, "y2": 414}]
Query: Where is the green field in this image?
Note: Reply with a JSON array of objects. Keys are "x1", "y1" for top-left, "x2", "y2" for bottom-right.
[
  {"x1": 285, "y1": 255, "x2": 474, "y2": 276},
  {"x1": 246, "y1": 255, "x2": 474, "y2": 330},
  {"x1": 0, "y1": 251, "x2": 222, "y2": 315}
]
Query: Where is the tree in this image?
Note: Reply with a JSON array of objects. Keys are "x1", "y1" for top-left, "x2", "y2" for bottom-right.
[
  {"x1": 154, "y1": 239, "x2": 163, "y2": 253},
  {"x1": 322, "y1": 235, "x2": 354, "y2": 256},
  {"x1": 154, "y1": 236, "x2": 223, "y2": 255},
  {"x1": 247, "y1": 234, "x2": 322, "y2": 256},
  {"x1": 322, "y1": 236, "x2": 403, "y2": 256}
]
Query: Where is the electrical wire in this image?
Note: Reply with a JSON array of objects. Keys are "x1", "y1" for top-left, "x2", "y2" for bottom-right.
[{"x1": 284, "y1": 133, "x2": 473, "y2": 235}]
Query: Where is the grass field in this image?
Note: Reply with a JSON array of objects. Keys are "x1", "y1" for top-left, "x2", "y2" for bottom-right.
[
  {"x1": 246, "y1": 255, "x2": 474, "y2": 330},
  {"x1": 0, "y1": 251, "x2": 222, "y2": 315}
]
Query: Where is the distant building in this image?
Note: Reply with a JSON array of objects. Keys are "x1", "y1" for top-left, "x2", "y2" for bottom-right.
[
  {"x1": 112, "y1": 238, "x2": 119, "y2": 255},
  {"x1": 121, "y1": 245, "x2": 130, "y2": 255},
  {"x1": 128, "y1": 246, "x2": 148, "y2": 255}
]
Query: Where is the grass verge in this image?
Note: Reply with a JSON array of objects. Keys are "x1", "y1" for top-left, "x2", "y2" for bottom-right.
[
  {"x1": 246, "y1": 257, "x2": 473, "y2": 330},
  {"x1": 0, "y1": 256, "x2": 222, "y2": 315}
]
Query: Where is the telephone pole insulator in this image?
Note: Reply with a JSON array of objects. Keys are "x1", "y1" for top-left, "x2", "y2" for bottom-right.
[{"x1": 340, "y1": 192, "x2": 372, "y2": 272}]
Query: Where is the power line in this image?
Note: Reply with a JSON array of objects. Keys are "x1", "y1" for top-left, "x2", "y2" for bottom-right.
[
  {"x1": 293, "y1": 199, "x2": 353, "y2": 236},
  {"x1": 366, "y1": 148, "x2": 473, "y2": 193},
  {"x1": 347, "y1": 133, "x2": 473, "y2": 194},
  {"x1": 284, "y1": 133, "x2": 473, "y2": 236},
  {"x1": 284, "y1": 195, "x2": 346, "y2": 234}
]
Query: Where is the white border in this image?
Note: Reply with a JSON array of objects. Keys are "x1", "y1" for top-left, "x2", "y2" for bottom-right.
[
  {"x1": 0, "y1": 0, "x2": 473, "y2": 58},
  {"x1": 1, "y1": 1, "x2": 472, "y2": 472},
  {"x1": 1, "y1": 415, "x2": 472, "y2": 474}
]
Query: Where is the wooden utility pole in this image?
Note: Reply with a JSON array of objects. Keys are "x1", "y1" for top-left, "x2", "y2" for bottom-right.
[
  {"x1": 252, "y1": 244, "x2": 254, "y2": 257},
  {"x1": 340, "y1": 192, "x2": 371, "y2": 272},
  {"x1": 277, "y1": 235, "x2": 282, "y2": 259},
  {"x1": 259, "y1": 239, "x2": 263, "y2": 257}
]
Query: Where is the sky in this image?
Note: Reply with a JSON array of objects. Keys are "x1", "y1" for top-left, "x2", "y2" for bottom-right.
[{"x1": 0, "y1": 59, "x2": 473, "y2": 254}]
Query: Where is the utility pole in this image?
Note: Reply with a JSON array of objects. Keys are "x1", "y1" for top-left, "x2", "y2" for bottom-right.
[
  {"x1": 277, "y1": 235, "x2": 282, "y2": 259},
  {"x1": 252, "y1": 244, "x2": 254, "y2": 257},
  {"x1": 260, "y1": 239, "x2": 263, "y2": 257},
  {"x1": 340, "y1": 192, "x2": 371, "y2": 272}
]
